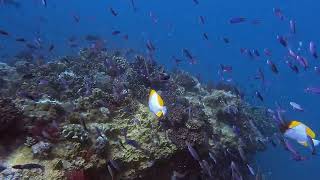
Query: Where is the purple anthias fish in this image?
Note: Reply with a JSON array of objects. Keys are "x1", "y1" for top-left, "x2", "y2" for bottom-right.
[
  {"x1": 286, "y1": 61, "x2": 299, "y2": 74},
  {"x1": 109, "y1": 160, "x2": 120, "y2": 172},
  {"x1": 240, "y1": 48, "x2": 254, "y2": 59},
  {"x1": 296, "y1": 56, "x2": 308, "y2": 70},
  {"x1": 203, "y1": 33, "x2": 209, "y2": 40},
  {"x1": 220, "y1": 64, "x2": 232, "y2": 73},
  {"x1": 199, "y1": 160, "x2": 212, "y2": 177},
  {"x1": 182, "y1": 48, "x2": 196, "y2": 64},
  {"x1": 231, "y1": 161, "x2": 243, "y2": 180},
  {"x1": 229, "y1": 17, "x2": 246, "y2": 24},
  {"x1": 38, "y1": 79, "x2": 49, "y2": 85},
  {"x1": 146, "y1": 40, "x2": 156, "y2": 52},
  {"x1": 273, "y1": 8, "x2": 285, "y2": 20},
  {"x1": 283, "y1": 138, "x2": 307, "y2": 161},
  {"x1": 246, "y1": 164, "x2": 255, "y2": 176},
  {"x1": 192, "y1": 0, "x2": 199, "y2": 5},
  {"x1": 73, "y1": 15, "x2": 80, "y2": 23},
  {"x1": 309, "y1": 41, "x2": 318, "y2": 59},
  {"x1": 289, "y1": 20, "x2": 296, "y2": 34},
  {"x1": 110, "y1": 8, "x2": 118, "y2": 16},
  {"x1": 208, "y1": 151, "x2": 217, "y2": 164},
  {"x1": 185, "y1": 141, "x2": 200, "y2": 161},
  {"x1": 107, "y1": 164, "x2": 114, "y2": 180},
  {"x1": 112, "y1": 30, "x2": 121, "y2": 35},
  {"x1": 238, "y1": 145, "x2": 247, "y2": 162},
  {"x1": 288, "y1": 49, "x2": 297, "y2": 59},
  {"x1": 254, "y1": 68, "x2": 265, "y2": 84},
  {"x1": 305, "y1": 87, "x2": 320, "y2": 94},
  {"x1": 253, "y1": 49, "x2": 260, "y2": 57},
  {"x1": 267, "y1": 60, "x2": 279, "y2": 74},
  {"x1": 199, "y1": 15, "x2": 205, "y2": 24},
  {"x1": 277, "y1": 35, "x2": 288, "y2": 47},
  {"x1": 263, "y1": 48, "x2": 272, "y2": 56},
  {"x1": 255, "y1": 91, "x2": 264, "y2": 101},
  {"x1": 41, "y1": 0, "x2": 47, "y2": 7},
  {"x1": 232, "y1": 125, "x2": 240, "y2": 135}
]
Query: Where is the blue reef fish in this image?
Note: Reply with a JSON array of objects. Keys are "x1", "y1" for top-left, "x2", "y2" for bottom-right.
[
  {"x1": 309, "y1": 41, "x2": 318, "y2": 59},
  {"x1": 289, "y1": 102, "x2": 304, "y2": 112},
  {"x1": 281, "y1": 120, "x2": 319, "y2": 154},
  {"x1": 255, "y1": 91, "x2": 263, "y2": 102},
  {"x1": 148, "y1": 89, "x2": 167, "y2": 118},
  {"x1": 289, "y1": 20, "x2": 296, "y2": 34}
]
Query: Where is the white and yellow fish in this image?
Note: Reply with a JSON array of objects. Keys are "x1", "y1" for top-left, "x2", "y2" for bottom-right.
[
  {"x1": 282, "y1": 120, "x2": 320, "y2": 147},
  {"x1": 148, "y1": 89, "x2": 167, "y2": 117}
]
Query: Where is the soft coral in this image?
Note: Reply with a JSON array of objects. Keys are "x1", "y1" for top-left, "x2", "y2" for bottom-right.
[
  {"x1": 67, "y1": 169, "x2": 86, "y2": 180},
  {"x1": 29, "y1": 120, "x2": 60, "y2": 142}
]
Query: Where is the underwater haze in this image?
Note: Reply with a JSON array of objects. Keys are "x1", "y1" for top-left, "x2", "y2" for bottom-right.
[{"x1": 0, "y1": 0, "x2": 320, "y2": 180}]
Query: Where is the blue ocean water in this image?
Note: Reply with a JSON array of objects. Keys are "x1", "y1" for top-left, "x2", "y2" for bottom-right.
[{"x1": 1, "y1": 0, "x2": 320, "y2": 179}]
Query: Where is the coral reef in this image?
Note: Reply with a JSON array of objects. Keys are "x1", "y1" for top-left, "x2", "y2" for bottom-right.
[{"x1": 0, "y1": 48, "x2": 276, "y2": 180}]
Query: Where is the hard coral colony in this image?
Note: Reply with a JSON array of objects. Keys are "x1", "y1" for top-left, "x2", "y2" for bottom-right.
[{"x1": 0, "y1": 48, "x2": 275, "y2": 180}]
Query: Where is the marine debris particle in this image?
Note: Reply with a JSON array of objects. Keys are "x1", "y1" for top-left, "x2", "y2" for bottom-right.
[{"x1": 0, "y1": 48, "x2": 276, "y2": 179}]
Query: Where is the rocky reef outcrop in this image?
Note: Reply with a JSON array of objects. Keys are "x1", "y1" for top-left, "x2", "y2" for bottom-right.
[{"x1": 0, "y1": 48, "x2": 276, "y2": 180}]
